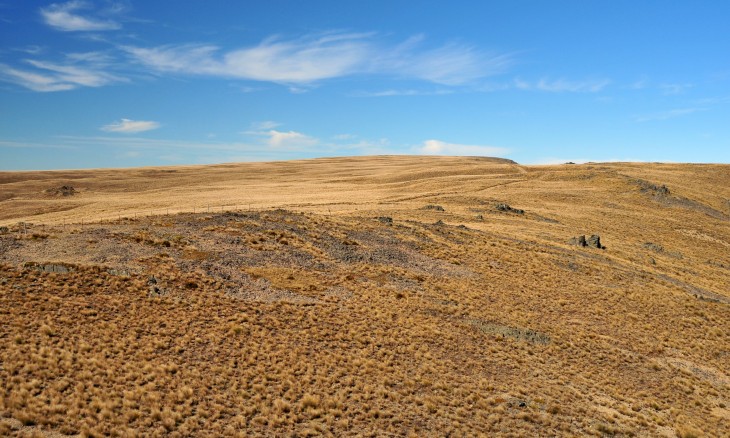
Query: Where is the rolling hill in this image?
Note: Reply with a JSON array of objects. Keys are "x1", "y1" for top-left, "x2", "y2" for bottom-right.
[{"x1": 1, "y1": 156, "x2": 729, "y2": 437}]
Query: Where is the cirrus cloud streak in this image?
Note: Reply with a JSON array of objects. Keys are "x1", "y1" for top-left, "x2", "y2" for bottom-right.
[
  {"x1": 101, "y1": 119, "x2": 160, "y2": 133},
  {"x1": 123, "y1": 32, "x2": 512, "y2": 86},
  {"x1": 40, "y1": 1, "x2": 121, "y2": 32}
]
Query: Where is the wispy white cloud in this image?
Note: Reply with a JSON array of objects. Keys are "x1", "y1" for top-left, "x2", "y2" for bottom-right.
[
  {"x1": 25, "y1": 59, "x2": 120, "y2": 87},
  {"x1": 101, "y1": 118, "x2": 160, "y2": 133},
  {"x1": 0, "y1": 140, "x2": 78, "y2": 150},
  {"x1": 377, "y1": 35, "x2": 512, "y2": 85},
  {"x1": 694, "y1": 96, "x2": 730, "y2": 105},
  {"x1": 265, "y1": 130, "x2": 318, "y2": 148},
  {"x1": 122, "y1": 33, "x2": 373, "y2": 83},
  {"x1": 241, "y1": 122, "x2": 319, "y2": 149},
  {"x1": 0, "y1": 52, "x2": 125, "y2": 91},
  {"x1": 352, "y1": 88, "x2": 454, "y2": 97},
  {"x1": 123, "y1": 32, "x2": 512, "y2": 87},
  {"x1": 416, "y1": 139, "x2": 509, "y2": 157},
  {"x1": 14, "y1": 45, "x2": 45, "y2": 55},
  {"x1": 528, "y1": 157, "x2": 645, "y2": 165},
  {"x1": 0, "y1": 63, "x2": 75, "y2": 91},
  {"x1": 40, "y1": 1, "x2": 121, "y2": 32},
  {"x1": 659, "y1": 82, "x2": 693, "y2": 95},
  {"x1": 515, "y1": 77, "x2": 610, "y2": 93},
  {"x1": 634, "y1": 107, "x2": 706, "y2": 122},
  {"x1": 629, "y1": 76, "x2": 649, "y2": 90},
  {"x1": 249, "y1": 121, "x2": 280, "y2": 131}
]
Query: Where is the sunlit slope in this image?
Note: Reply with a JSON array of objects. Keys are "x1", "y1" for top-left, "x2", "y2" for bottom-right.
[{"x1": 0, "y1": 156, "x2": 729, "y2": 436}]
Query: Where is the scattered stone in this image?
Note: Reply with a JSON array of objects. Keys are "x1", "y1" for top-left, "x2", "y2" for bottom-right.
[
  {"x1": 45, "y1": 185, "x2": 77, "y2": 197},
  {"x1": 474, "y1": 214, "x2": 484, "y2": 220},
  {"x1": 495, "y1": 203, "x2": 524, "y2": 214},
  {"x1": 377, "y1": 216, "x2": 393, "y2": 225},
  {"x1": 0, "y1": 226, "x2": 8, "y2": 234},
  {"x1": 637, "y1": 180, "x2": 670, "y2": 196},
  {"x1": 568, "y1": 235, "x2": 587, "y2": 247},
  {"x1": 643, "y1": 242, "x2": 682, "y2": 258},
  {"x1": 434, "y1": 220, "x2": 445, "y2": 226},
  {"x1": 108, "y1": 268, "x2": 130, "y2": 277},
  {"x1": 28, "y1": 263, "x2": 72, "y2": 274},
  {"x1": 586, "y1": 235, "x2": 605, "y2": 249},
  {"x1": 466, "y1": 319, "x2": 551, "y2": 345},
  {"x1": 422, "y1": 204, "x2": 445, "y2": 211},
  {"x1": 708, "y1": 260, "x2": 729, "y2": 271},
  {"x1": 569, "y1": 235, "x2": 605, "y2": 249},
  {"x1": 643, "y1": 242, "x2": 664, "y2": 252},
  {"x1": 148, "y1": 276, "x2": 164, "y2": 296}
]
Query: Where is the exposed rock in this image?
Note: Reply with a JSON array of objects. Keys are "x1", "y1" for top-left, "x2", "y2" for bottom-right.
[
  {"x1": 25, "y1": 263, "x2": 73, "y2": 274},
  {"x1": 422, "y1": 204, "x2": 445, "y2": 211},
  {"x1": 637, "y1": 180, "x2": 670, "y2": 196},
  {"x1": 568, "y1": 235, "x2": 587, "y2": 247},
  {"x1": 466, "y1": 318, "x2": 550, "y2": 345},
  {"x1": 643, "y1": 242, "x2": 682, "y2": 258},
  {"x1": 108, "y1": 268, "x2": 130, "y2": 277},
  {"x1": 474, "y1": 214, "x2": 484, "y2": 220},
  {"x1": 148, "y1": 276, "x2": 166, "y2": 296},
  {"x1": 0, "y1": 226, "x2": 8, "y2": 234},
  {"x1": 586, "y1": 235, "x2": 605, "y2": 249},
  {"x1": 45, "y1": 264, "x2": 71, "y2": 274},
  {"x1": 643, "y1": 242, "x2": 664, "y2": 252},
  {"x1": 377, "y1": 216, "x2": 393, "y2": 225},
  {"x1": 569, "y1": 234, "x2": 605, "y2": 249},
  {"x1": 45, "y1": 185, "x2": 77, "y2": 197},
  {"x1": 495, "y1": 203, "x2": 524, "y2": 214}
]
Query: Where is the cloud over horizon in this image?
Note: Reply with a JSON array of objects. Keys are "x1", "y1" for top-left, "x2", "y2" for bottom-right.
[{"x1": 417, "y1": 139, "x2": 509, "y2": 157}]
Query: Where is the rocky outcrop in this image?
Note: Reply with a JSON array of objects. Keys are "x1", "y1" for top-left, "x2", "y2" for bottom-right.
[
  {"x1": 569, "y1": 234, "x2": 605, "y2": 249},
  {"x1": 422, "y1": 204, "x2": 445, "y2": 211},
  {"x1": 45, "y1": 185, "x2": 77, "y2": 197},
  {"x1": 495, "y1": 203, "x2": 524, "y2": 214}
]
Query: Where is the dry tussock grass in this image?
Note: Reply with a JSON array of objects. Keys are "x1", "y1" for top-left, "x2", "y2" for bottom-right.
[{"x1": 0, "y1": 156, "x2": 728, "y2": 436}]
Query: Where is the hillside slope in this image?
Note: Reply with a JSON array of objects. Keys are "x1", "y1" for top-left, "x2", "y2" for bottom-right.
[{"x1": 1, "y1": 156, "x2": 729, "y2": 437}]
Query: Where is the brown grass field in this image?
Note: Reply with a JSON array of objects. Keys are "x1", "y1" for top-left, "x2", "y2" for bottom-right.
[{"x1": 0, "y1": 155, "x2": 729, "y2": 437}]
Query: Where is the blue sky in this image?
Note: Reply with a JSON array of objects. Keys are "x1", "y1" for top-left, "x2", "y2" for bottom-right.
[{"x1": 1, "y1": 1, "x2": 729, "y2": 170}]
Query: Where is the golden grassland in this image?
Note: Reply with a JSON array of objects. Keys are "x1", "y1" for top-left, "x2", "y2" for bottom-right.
[{"x1": 0, "y1": 155, "x2": 728, "y2": 437}]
